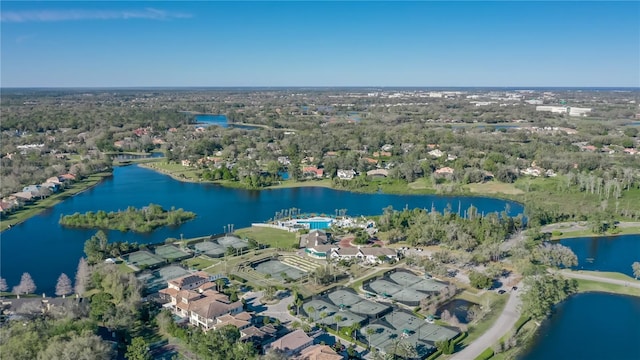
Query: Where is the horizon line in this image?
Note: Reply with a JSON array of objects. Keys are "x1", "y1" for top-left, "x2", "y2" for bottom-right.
[{"x1": 2, "y1": 86, "x2": 639, "y2": 90}]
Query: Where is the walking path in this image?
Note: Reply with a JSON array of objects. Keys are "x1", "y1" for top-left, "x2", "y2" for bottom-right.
[{"x1": 450, "y1": 284, "x2": 522, "y2": 360}]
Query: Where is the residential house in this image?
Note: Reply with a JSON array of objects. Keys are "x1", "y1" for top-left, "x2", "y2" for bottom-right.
[
  {"x1": 366, "y1": 169, "x2": 388, "y2": 178},
  {"x1": 295, "y1": 345, "x2": 343, "y2": 360},
  {"x1": 181, "y1": 159, "x2": 192, "y2": 167},
  {"x1": 12, "y1": 191, "x2": 35, "y2": 203},
  {"x1": 428, "y1": 149, "x2": 444, "y2": 158},
  {"x1": 59, "y1": 173, "x2": 76, "y2": 182},
  {"x1": 267, "y1": 329, "x2": 314, "y2": 356},
  {"x1": 435, "y1": 167, "x2": 454, "y2": 175},
  {"x1": 303, "y1": 166, "x2": 324, "y2": 179},
  {"x1": 337, "y1": 169, "x2": 356, "y2": 180},
  {"x1": 240, "y1": 324, "x2": 277, "y2": 344},
  {"x1": 167, "y1": 271, "x2": 218, "y2": 291},
  {"x1": 372, "y1": 151, "x2": 392, "y2": 158},
  {"x1": 159, "y1": 287, "x2": 243, "y2": 331}
]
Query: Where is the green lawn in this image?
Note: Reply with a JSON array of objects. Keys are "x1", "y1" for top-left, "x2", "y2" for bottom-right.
[
  {"x1": 551, "y1": 226, "x2": 640, "y2": 240},
  {"x1": 1, "y1": 172, "x2": 112, "y2": 231},
  {"x1": 267, "y1": 179, "x2": 333, "y2": 189},
  {"x1": 461, "y1": 294, "x2": 508, "y2": 347},
  {"x1": 575, "y1": 279, "x2": 640, "y2": 297},
  {"x1": 235, "y1": 226, "x2": 298, "y2": 249},
  {"x1": 572, "y1": 270, "x2": 637, "y2": 282},
  {"x1": 183, "y1": 256, "x2": 218, "y2": 270}
]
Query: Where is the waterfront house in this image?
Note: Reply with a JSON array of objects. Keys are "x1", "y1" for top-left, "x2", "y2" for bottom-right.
[
  {"x1": 295, "y1": 345, "x2": 343, "y2": 360},
  {"x1": 267, "y1": 329, "x2": 313, "y2": 356},
  {"x1": 337, "y1": 169, "x2": 356, "y2": 180}
]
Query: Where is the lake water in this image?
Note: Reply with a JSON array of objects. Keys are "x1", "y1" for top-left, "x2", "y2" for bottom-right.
[
  {"x1": 194, "y1": 114, "x2": 259, "y2": 130},
  {"x1": 560, "y1": 234, "x2": 640, "y2": 277},
  {"x1": 519, "y1": 292, "x2": 640, "y2": 360},
  {"x1": 0, "y1": 165, "x2": 523, "y2": 294}
]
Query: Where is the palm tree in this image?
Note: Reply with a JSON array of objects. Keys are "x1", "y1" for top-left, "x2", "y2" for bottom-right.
[
  {"x1": 350, "y1": 322, "x2": 361, "y2": 342},
  {"x1": 366, "y1": 327, "x2": 376, "y2": 348},
  {"x1": 334, "y1": 315, "x2": 343, "y2": 333},
  {"x1": 306, "y1": 306, "x2": 316, "y2": 321}
]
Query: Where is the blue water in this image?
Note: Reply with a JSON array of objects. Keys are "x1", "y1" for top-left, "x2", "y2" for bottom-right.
[
  {"x1": 519, "y1": 292, "x2": 640, "y2": 360},
  {"x1": 0, "y1": 165, "x2": 523, "y2": 295},
  {"x1": 560, "y1": 235, "x2": 640, "y2": 277},
  {"x1": 194, "y1": 114, "x2": 229, "y2": 127}
]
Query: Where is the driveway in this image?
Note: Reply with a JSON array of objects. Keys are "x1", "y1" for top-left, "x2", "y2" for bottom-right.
[
  {"x1": 243, "y1": 290, "x2": 297, "y2": 324},
  {"x1": 450, "y1": 283, "x2": 522, "y2": 360}
]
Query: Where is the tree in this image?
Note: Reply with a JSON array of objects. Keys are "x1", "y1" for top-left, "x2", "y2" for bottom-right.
[
  {"x1": 334, "y1": 315, "x2": 343, "y2": 333},
  {"x1": 633, "y1": 262, "x2": 640, "y2": 280},
  {"x1": 37, "y1": 331, "x2": 114, "y2": 360},
  {"x1": 14, "y1": 272, "x2": 36, "y2": 295},
  {"x1": 469, "y1": 271, "x2": 493, "y2": 289},
  {"x1": 75, "y1": 257, "x2": 91, "y2": 296},
  {"x1": 55, "y1": 273, "x2": 73, "y2": 297},
  {"x1": 125, "y1": 337, "x2": 151, "y2": 360},
  {"x1": 435, "y1": 339, "x2": 455, "y2": 354},
  {"x1": 306, "y1": 306, "x2": 316, "y2": 321},
  {"x1": 366, "y1": 327, "x2": 376, "y2": 347},
  {"x1": 521, "y1": 274, "x2": 578, "y2": 320}
]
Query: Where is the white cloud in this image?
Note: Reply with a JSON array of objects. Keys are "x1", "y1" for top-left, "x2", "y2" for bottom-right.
[{"x1": 1, "y1": 8, "x2": 192, "y2": 23}]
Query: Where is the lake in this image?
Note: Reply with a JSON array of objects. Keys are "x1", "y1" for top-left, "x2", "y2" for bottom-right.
[
  {"x1": 194, "y1": 114, "x2": 259, "y2": 130},
  {"x1": 519, "y1": 292, "x2": 640, "y2": 360},
  {"x1": 560, "y1": 234, "x2": 640, "y2": 277},
  {"x1": 0, "y1": 165, "x2": 523, "y2": 294}
]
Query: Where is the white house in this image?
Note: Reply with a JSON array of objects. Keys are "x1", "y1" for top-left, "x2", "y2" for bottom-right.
[{"x1": 337, "y1": 169, "x2": 356, "y2": 180}]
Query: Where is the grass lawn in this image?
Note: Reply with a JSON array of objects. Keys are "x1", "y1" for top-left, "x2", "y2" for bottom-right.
[
  {"x1": 184, "y1": 256, "x2": 217, "y2": 270},
  {"x1": 267, "y1": 179, "x2": 333, "y2": 189},
  {"x1": 575, "y1": 279, "x2": 640, "y2": 297},
  {"x1": 550, "y1": 226, "x2": 640, "y2": 240},
  {"x1": 571, "y1": 270, "x2": 637, "y2": 282},
  {"x1": 461, "y1": 294, "x2": 508, "y2": 347},
  {"x1": 116, "y1": 261, "x2": 136, "y2": 274},
  {"x1": 466, "y1": 182, "x2": 524, "y2": 195},
  {"x1": 235, "y1": 226, "x2": 298, "y2": 249},
  {"x1": 1, "y1": 172, "x2": 112, "y2": 231}
]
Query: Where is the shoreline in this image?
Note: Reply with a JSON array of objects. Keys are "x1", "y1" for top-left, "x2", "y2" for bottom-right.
[
  {"x1": 0, "y1": 172, "x2": 112, "y2": 232},
  {"x1": 137, "y1": 162, "x2": 528, "y2": 204}
]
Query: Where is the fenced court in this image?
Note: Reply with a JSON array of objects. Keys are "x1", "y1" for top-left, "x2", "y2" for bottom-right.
[
  {"x1": 303, "y1": 299, "x2": 366, "y2": 329},
  {"x1": 123, "y1": 250, "x2": 165, "y2": 268},
  {"x1": 365, "y1": 269, "x2": 448, "y2": 306},
  {"x1": 252, "y1": 259, "x2": 307, "y2": 281},
  {"x1": 217, "y1": 235, "x2": 249, "y2": 249},
  {"x1": 154, "y1": 245, "x2": 190, "y2": 261},
  {"x1": 137, "y1": 265, "x2": 190, "y2": 293},
  {"x1": 362, "y1": 310, "x2": 459, "y2": 358},
  {"x1": 193, "y1": 241, "x2": 226, "y2": 257}
]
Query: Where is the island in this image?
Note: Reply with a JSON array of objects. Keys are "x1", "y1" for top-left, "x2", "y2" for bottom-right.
[{"x1": 59, "y1": 203, "x2": 196, "y2": 233}]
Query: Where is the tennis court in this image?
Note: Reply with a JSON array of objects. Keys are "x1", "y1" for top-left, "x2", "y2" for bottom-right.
[
  {"x1": 252, "y1": 259, "x2": 307, "y2": 281},
  {"x1": 363, "y1": 310, "x2": 459, "y2": 357},
  {"x1": 155, "y1": 245, "x2": 190, "y2": 261},
  {"x1": 217, "y1": 235, "x2": 249, "y2": 249},
  {"x1": 123, "y1": 250, "x2": 165, "y2": 268},
  {"x1": 137, "y1": 265, "x2": 190, "y2": 293},
  {"x1": 390, "y1": 271, "x2": 447, "y2": 292},
  {"x1": 303, "y1": 299, "x2": 365, "y2": 328},
  {"x1": 193, "y1": 241, "x2": 226, "y2": 257},
  {"x1": 366, "y1": 270, "x2": 448, "y2": 305}
]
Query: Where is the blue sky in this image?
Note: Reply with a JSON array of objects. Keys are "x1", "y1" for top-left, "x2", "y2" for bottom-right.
[{"x1": 1, "y1": 1, "x2": 638, "y2": 87}]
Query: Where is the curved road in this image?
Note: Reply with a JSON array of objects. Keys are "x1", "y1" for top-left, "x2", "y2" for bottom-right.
[
  {"x1": 450, "y1": 285, "x2": 522, "y2": 360},
  {"x1": 450, "y1": 271, "x2": 639, "y2": 360}
]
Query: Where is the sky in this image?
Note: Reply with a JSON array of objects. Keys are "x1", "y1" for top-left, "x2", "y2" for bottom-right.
[{"x1": 1, "y1": 1, "x2": 639, "y2": 88}]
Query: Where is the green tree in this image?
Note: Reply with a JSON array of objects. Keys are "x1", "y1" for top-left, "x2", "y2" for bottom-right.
[
  {"x1": 632, "y1": 262, "x2": 640, "y2": 280},
  {"x1": 469, "y1": 271, "x2": 493, "y2": 289},
  {"x1": 435, "y1": 339, "x2": 455, "y2": 354},
  {"x1": 125, "y1": 337, "x2": 151, "y2": 360}
]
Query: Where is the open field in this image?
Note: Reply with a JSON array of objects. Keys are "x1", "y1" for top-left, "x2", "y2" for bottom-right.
[
  {"x1": 267, "y1": 179, "x2": 333, "y2": 189},
  {"x1": 235, "y1": 226, "x2": 298, "y2": 249},
  {"x1": 575, "y1": 279, "x2": 640, "y2": 297},
  {"x1": 183, "y1": 256, "x2": 218, "y2": 270},
  {"x1": 466, "y1": 182, "x2": 524, "y2": 195},
  {"x1": 1, "y1": 172, "x2": 112, "y2": 231}
]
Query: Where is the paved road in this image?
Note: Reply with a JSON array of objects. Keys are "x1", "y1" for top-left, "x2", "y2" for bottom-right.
[
  {"x1": 558, "y1": 270, "x2": 640, "y2": 289},
  {"x1": 450, "y1": 285, "x2": 522, "y2": 360}
]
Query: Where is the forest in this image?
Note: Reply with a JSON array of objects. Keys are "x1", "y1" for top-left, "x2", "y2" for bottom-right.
[{"x1": 59, "y1": 204, "x2": 196, "y2": 233}]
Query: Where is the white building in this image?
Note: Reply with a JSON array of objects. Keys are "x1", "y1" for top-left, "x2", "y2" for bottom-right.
[
  {"x1": 536, "y1": 106, "x2": 567, "y2": 114},
  {"x1": 569, "y1": 107, "x2": 592, "y2": 117}
]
